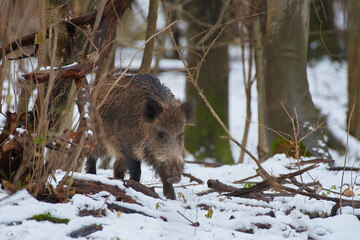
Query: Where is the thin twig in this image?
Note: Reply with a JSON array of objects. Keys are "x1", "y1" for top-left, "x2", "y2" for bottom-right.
[
  {"x1": 339, "y1": 98, "x2": 356, "y2": 214},
  {"x1": 177, "y1": 211, "x2": 199, "y2": 227}
]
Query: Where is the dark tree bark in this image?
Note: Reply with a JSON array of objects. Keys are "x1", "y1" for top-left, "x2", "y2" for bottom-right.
[
  {"x1": 262, "y1": 0, "x2": 330, "y2": 158},
  {"x1": 347, "y1": 0, "x2": 360, "y2": 140},
  {"x1": 184, "y1": 0, "x2": 233, "y2": 164}
]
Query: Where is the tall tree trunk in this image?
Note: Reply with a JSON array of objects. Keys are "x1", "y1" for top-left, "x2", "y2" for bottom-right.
[
  {"x1": 253, "y1": 17, "x2": 268, "y2": 162},
  {"x1": 347, "y1": 0, "x2": 360, "y2": 139},
  {"x1": 263, "y1": 0, "x2": 330, "y2": 158},
  {"x1": 185, "y1": 0, "x2": 233, "y2": 164}
]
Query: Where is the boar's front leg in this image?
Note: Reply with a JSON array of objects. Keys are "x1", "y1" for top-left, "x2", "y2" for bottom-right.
[
  {"x1": 158, "y1": 168, "x2": 176, "y2": 200},
  {"x1": 125, "y1": 157, "x2": 142, "y2": 182}
]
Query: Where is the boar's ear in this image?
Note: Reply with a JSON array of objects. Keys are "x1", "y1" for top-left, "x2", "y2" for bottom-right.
[
  {"x1": 144, "y1": 97, "x2": 163, "y2": 122},
  {"x1": 180, "y1": 99, "x2": 195, "y2": 125}
]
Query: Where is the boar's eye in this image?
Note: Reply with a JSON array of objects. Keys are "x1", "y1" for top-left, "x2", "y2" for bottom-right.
[
  {"x1": 177, "y1": 132, "x2": 184, "y2": 142},
  {"x1": 157, "y1": 131, "x2": 166, "y2": 140}
]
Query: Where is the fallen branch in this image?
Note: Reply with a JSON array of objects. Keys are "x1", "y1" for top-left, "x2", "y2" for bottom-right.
[
  {"x1": 197, "y1": 189, "x2": 217, "y2": 196},
  {"x1": 106, "y1": 202, "x2": 154, "y2": 218},
  {"x1": 233, "y1": 174, "x2": 259, "y2": 184},
  {"x1": 226, "y1": 165, "x2": 319, "y2": 197},
  {"x1": 22, "y1": 61, "x2": 95, "y2": 83},
  {"x1": 122, "y1": 179, "x2": 160, "y2": 199},
  {"x1": 219, "y1": 164, "x2": 360, "y2": 208},
  {"x1": 328, "y1": 166, "x2": 360, "y2": 172},
  {"x1": 207, "y1": 179, "x2": 239, "y2": 192},
  {"x1": 69, "y1": 224, "x2": 103, "y2": 238},
  {"x1": 206, "y1": 179, "x2": 274, "y2": 202},
  {"x1": 275, "y1": 183, "x2": 360, "y2": 208},
  {"x1": 183, "y1": 172, "x2": 204, "y2": 184}
]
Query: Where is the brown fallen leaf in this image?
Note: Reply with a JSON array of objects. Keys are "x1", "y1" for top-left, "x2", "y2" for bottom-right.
[{"x1": 342, "y1": 187, "x2": 355, "y2": 197}]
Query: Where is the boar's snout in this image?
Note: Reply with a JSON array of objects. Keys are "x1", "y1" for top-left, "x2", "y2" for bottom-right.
[
  {"x1": 167, "y1": 175, "x2": 181, "y2": 184},
  {"x1": 166, "y1": 166, "x2": 182, "y2": 184}
]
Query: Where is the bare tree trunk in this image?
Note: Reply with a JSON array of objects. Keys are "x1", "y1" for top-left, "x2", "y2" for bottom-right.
[
  {"x1": 252, "y1": 17, "x2": 268, "y2": 162},
  {"x1": 139, "y1": 0, "x2": 159, "y2": 73},
  {"x1": 347, "y1": 0, "x2": 360, "y2": 140},
  {"x1": 263, "y1": 0, "x2": 330, "y2": 158}
]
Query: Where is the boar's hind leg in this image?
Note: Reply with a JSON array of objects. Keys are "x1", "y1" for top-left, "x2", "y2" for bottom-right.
[
  {"x1": 113, "y1": 155, "x2": 127, "y2": 179},
  {"x1": 158, "y1": 170, "x2": 176, "y2": 200},
  {"x1": 126, "y1": 157, "x2": 142, "y2": 182},
  {"x1": 86, "y1": 143, "x2": 108, "y2": 174},
  {"x1": 86, "y1": 155, "x2": 97, "y2": 174}
]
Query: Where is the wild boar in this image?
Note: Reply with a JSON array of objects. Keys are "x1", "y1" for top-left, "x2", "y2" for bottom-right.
[{"x1": 87, "y1": 74, "x2": 195, "y2": 200}]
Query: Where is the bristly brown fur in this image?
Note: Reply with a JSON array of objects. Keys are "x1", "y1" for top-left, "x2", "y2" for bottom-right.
[{"x1": 87, "y1": 74, "x2": 195, "y2": 199}]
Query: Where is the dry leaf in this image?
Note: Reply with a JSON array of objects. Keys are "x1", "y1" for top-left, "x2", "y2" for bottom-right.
[
  {"x1": 87, "y1": 52, "x2": 99, "y2": 63},
  {"x1": 69, "y1": 187, "x2": 76, "y2": 195},
  {"x1": 342, "y1": 187, "x2": 355, "y2": 197},
  {"x1": 205, "y1": 207, "x2": 213, "y2": 219}
]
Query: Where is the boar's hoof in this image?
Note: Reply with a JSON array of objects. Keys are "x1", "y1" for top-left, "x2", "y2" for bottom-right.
[{"x1": 163, "y1": 182, "x2": 176, "y2": 200}]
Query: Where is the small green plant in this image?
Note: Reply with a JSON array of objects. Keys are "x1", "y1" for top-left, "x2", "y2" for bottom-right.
[
  {"x1": 243, "y1": 182, "x2": 255, "y2": 188},
  {"x1": 28, "y1": 212, "x2": 70, "y2": 224}
]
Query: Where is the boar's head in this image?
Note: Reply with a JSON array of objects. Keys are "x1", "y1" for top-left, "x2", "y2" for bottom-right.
[{"x1": 141, "y1": 97, "x2": 195, "y2": 184}]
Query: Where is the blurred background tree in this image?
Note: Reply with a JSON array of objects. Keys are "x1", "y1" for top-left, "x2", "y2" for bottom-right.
[
  {"x1": 347, "y1": 0, "x2": 360, "y2": 140},
  {"x1": 183, "y1": 0, "x2": 233, "y2": 164},
  {"x1": 262, "y1": 0, "x2": 331, "y2": 158}
]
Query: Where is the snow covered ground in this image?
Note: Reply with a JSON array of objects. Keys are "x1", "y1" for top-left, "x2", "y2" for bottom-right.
[{"x1": 1, "y1": 47, "x2": 360, "y2": 239}]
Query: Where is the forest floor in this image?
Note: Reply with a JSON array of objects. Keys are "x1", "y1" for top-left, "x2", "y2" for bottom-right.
[{"x1": 1, "y1": 48, "x2": 360, "y2": 239}]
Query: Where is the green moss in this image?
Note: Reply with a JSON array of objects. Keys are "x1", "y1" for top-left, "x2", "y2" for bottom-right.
[
  {"x1": 271, "y1": 136, "x2": 312, "y2": 157},
  {"x1": 28, "y1": 212, "x2": 70, "y2": 224}
]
